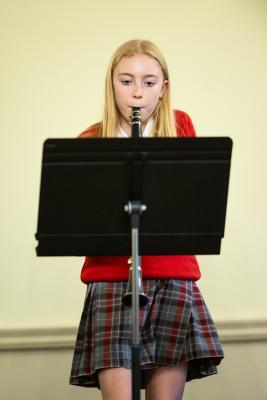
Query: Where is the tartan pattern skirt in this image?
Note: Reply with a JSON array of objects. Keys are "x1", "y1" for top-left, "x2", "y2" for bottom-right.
[{"x1": 69, "y1": 279, "x2": 224, "y2": 388}]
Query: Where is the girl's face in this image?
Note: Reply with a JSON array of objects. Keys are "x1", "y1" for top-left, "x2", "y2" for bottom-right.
[{"x1": 112, "y1": 53, "x2": 167, "y2": 135}]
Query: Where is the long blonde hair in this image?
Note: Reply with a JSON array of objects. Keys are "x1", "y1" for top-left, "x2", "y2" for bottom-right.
[{"x1": 99, "y1": 39, "x2": 176, "y2": 137}]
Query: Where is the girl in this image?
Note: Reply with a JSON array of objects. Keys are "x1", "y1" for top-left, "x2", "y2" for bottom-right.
[{"x1": 69, "y1": 39, "x2": 223, "y2": 400}]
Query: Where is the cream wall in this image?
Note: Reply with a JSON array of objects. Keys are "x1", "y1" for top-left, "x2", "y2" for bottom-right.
[
  {"x1": 1, "y1": 342, "x2": 267, "y2": 400},
  {"x1": 1, "y1": 0, "x2": 267, "y2": 350},
  {"x1": 1, "y1": 1, "x2": 267, "y2": 399}
]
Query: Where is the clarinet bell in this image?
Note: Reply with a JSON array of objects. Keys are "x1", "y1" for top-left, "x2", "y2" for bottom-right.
[{"x1": 122, "y1": 266, "x2": 149, "y2": 307}]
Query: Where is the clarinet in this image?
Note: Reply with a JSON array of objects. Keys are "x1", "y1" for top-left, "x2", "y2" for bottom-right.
[
  {"x1": 122, "y1": 106, "x2": 148, "y2": 307},
  {"x1": 131, "y1": 107, "x2": 141, "y2": 138}
]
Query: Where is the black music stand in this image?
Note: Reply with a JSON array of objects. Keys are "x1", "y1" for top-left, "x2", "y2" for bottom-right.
[{"x1": 35, "y1": 137, "x2": 232, "y2": 400}]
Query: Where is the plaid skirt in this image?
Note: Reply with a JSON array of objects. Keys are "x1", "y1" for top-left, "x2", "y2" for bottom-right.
[{"x1": 69, "y1": 279, "x2": 223, "y2": 388}]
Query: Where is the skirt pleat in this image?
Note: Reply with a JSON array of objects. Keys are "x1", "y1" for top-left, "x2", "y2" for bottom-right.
[{"x1": 70, "y1": 279, "x2": 223, "y2": 388}]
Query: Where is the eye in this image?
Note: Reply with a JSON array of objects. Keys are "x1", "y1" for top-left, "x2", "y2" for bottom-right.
[
  {"x1": 121, "y1": 80, "x2": 132, "y2": 85},
  {"x1": 144, "y1": 81, "x2": 156, "y2": 87}
]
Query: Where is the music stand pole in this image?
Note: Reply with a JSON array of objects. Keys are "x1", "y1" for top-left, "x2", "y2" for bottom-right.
[{"x1": 124, "y1": 201, "x2": 147, "y2": 400}]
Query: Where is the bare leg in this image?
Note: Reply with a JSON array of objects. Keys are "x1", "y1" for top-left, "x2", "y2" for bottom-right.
[
  {"x1": 145, "y1": 363, "x2": 188, "y2": 400},
  {"x1": 98, "y1": 367, "x2": 132, "y2": 400}
]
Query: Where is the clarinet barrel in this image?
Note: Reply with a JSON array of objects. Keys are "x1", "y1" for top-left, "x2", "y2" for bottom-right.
[{"x1": 131, "y1": 107, "x2": 141, "y2": 138}]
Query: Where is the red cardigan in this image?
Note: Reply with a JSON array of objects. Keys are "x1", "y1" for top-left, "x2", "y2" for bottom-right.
[{"x1": 80, "y1": 110, "x2": 201, "y2": 283}]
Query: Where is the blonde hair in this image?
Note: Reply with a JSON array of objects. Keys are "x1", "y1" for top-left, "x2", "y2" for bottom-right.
[{"x1": 99, "y1": 39, "x2": 176, "y2": 137}]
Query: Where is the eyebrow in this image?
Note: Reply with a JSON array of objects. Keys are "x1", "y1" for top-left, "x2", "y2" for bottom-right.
[{"x1": 117, "y1": 73, "x2": 158, "y2": 79}]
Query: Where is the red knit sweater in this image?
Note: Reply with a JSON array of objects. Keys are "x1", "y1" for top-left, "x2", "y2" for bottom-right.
[{"x1": 80, "y1": 110, "x2": 201, "y2": 283}]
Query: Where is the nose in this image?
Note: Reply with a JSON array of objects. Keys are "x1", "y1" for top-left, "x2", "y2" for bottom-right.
[{"x1": 133, "y1": 82, "x2": 143, "y2": 98}]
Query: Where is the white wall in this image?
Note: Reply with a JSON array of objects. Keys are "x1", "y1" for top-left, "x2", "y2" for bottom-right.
[{"x1": 0, "y1": 0, "x2": 266, "y2": 336}]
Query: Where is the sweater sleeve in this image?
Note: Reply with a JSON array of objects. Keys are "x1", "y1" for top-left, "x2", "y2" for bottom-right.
[
  {"x1": 78, "y1": 123, "x2": 100, "y2": 138},
  {"x1": 174, "y1": 110, "x2": 196, "y2": 137}
]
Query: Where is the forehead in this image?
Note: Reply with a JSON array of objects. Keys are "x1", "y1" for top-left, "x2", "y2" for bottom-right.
[{"x1": 113, "y1": 53, "x2": 163, "y2": 77}]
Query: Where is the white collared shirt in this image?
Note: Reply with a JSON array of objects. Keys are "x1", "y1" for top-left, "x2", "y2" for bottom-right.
[{"x1": 117, "y1": 118, "x2": 153, "y2": 138}]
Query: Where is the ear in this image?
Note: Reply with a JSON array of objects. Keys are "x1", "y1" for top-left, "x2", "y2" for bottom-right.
[{"x1": 160, "y1": 79, "x2": 168, "y2": 98}]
